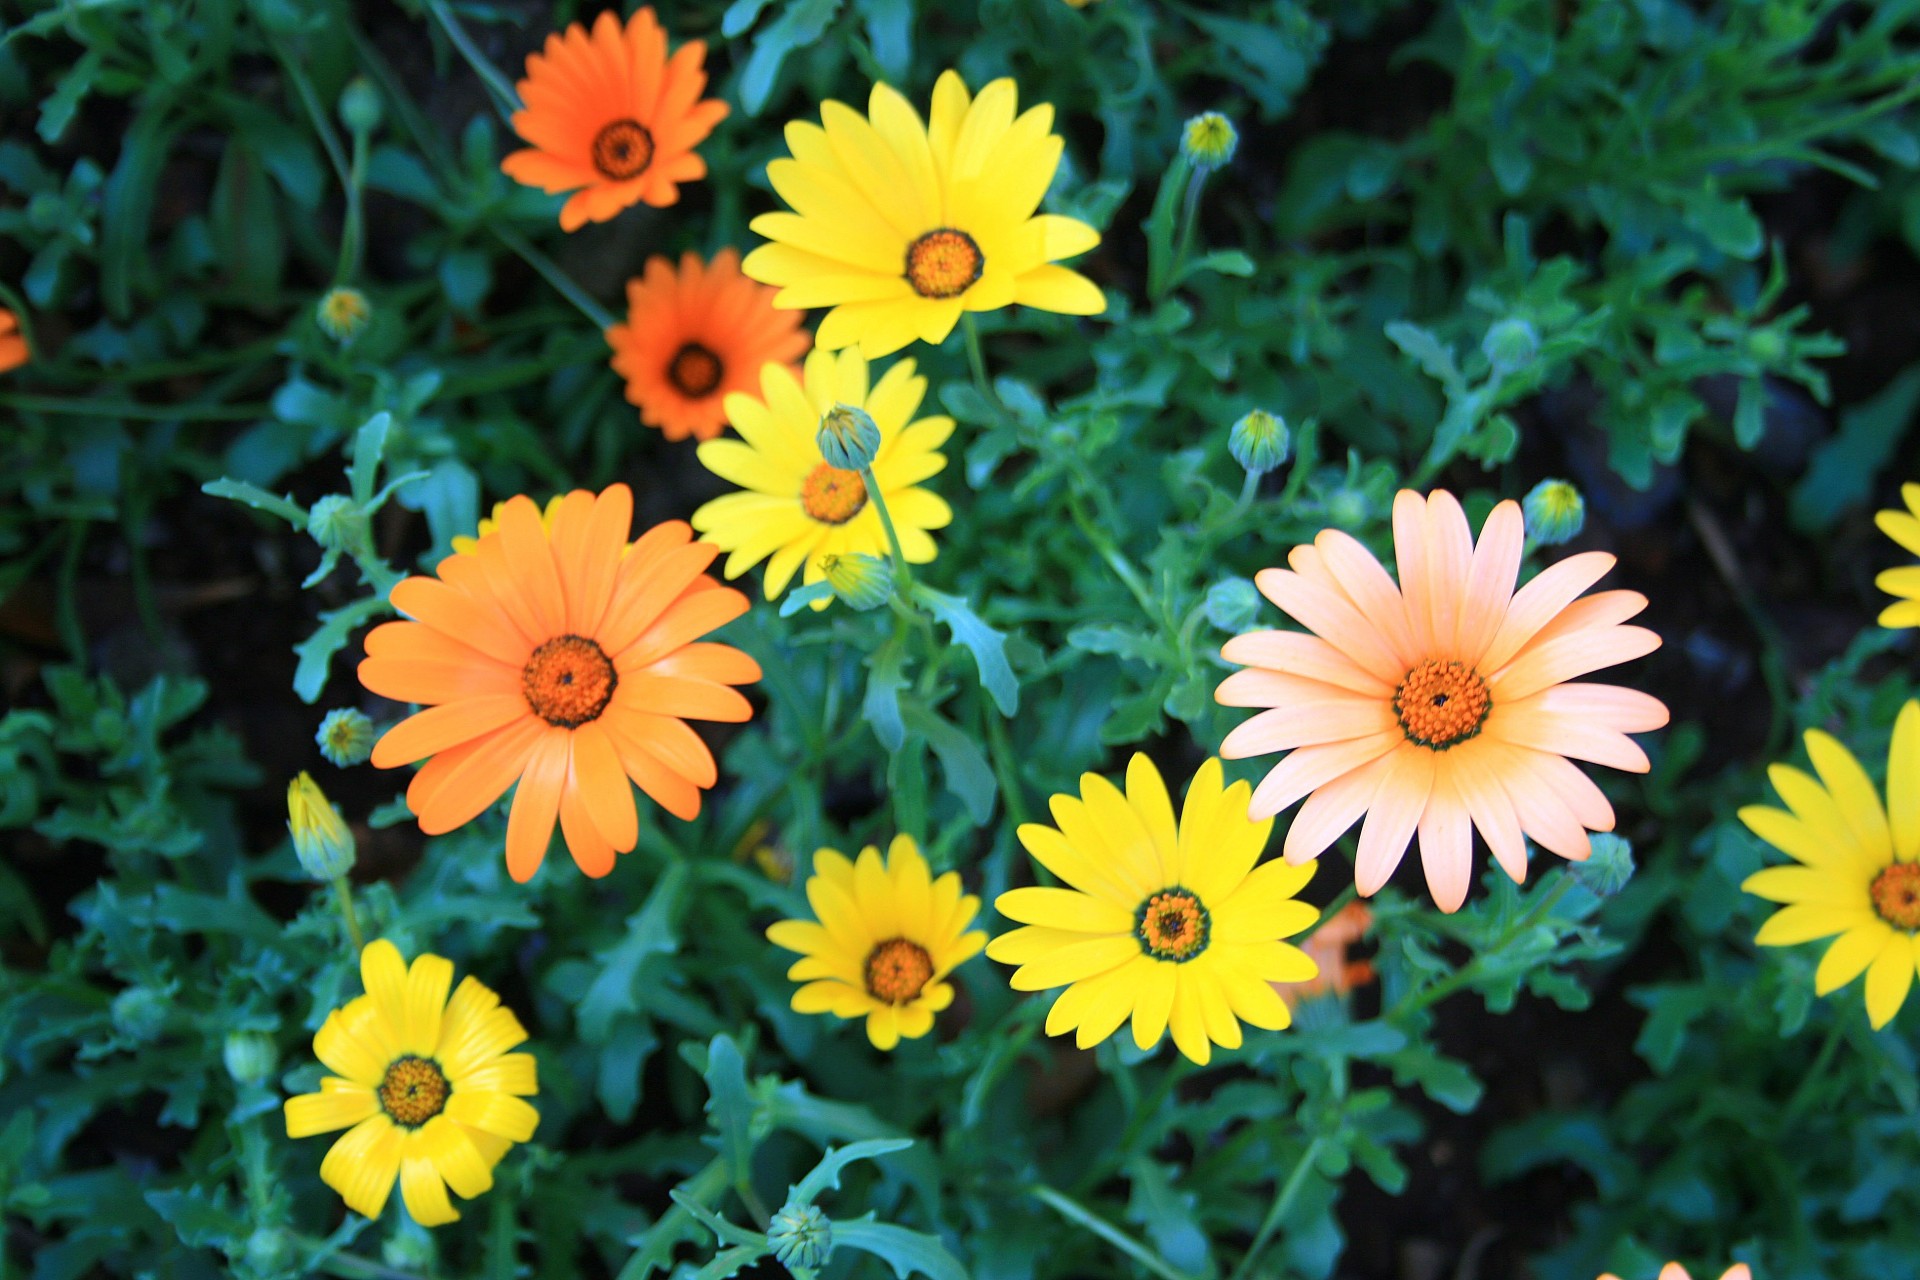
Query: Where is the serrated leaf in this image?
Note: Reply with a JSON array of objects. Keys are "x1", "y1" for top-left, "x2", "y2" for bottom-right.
[
  {"x1": 200, "y1": 479, "x2": 308, "y2": 528},
  {"x1": 669, "y1": 1189, "x2": 766, "y2": 1250},
  {"x1": 913, "y1": 587, "x2": 1018, "y2": 716},
  {"x1": 863, "y1": 634, "x2": 908, "y2": 752},
  {"x1": 833, "y1": 1216, "x2": 970, "y2": 1280},
  {"x1": 1385, "y1": 320, "x2": 1461, "y2": 386},
  {"x1": 790, "y1": 1139, "x2": 914, "y2": 1209},
  {"x1": 349, "y1": 413, "x2": 393, "y2": 507},
  {"x1": 740, "y1": 0, "x2": 845, "y2": 114},
  {"x1": 293, "y1": 595, "x2": 389, "y2": 704},
  {"x1": 703, "y1": 1035, "x2": 758, "y2": 1182},
  {"x1": 578, "y1": 865, "x2": 687, "y2": 1041}
]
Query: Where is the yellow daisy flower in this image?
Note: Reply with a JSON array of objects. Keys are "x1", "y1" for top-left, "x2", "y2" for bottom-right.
[
  {"x1": 767, "y1": 834, "x2": 987, "y2": 1050},
  {"x1": 284, "y1": 940, "x2": 539, "y2": 1226},
  {"x1": 741, "y1": 69, "x2": 1105, "y2": 359},
  {"x1": 447, "y1": 496, "x2": 564, "y2": 558},
  {"x1": 1740, "y1": 701, "x2": 1920, "y2": 1029},
  {"x1": 985, "y1": 755, "x2": 1321, "y2": 1065},
  {"x1": 691, "y1": 348, "x2": 952, "y2": 605},
  {"x1": 1874, "y1": 483, "x2": 1920, "y2": 627}
]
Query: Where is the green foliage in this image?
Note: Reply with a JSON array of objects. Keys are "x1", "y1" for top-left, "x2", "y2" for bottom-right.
[{"x1": 6, "y1": 0, "x2": 1920, "y2": 1277}]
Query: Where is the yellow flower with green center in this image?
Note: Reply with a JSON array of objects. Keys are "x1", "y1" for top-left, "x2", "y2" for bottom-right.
[
  {"x1": 985, "y1": 755, "x2": 1321, "y2": 1064},
  {"x1": 1874, "y1": 482, "x2": 1920, "y2": 627},
  {"x1": 284, "y1": 940, "x2": 539, "y2": 1226},
  {"x1": 767, "y1": 835, "x2": 987, "y2": 1050},
  {"x1": 1740, "y1": 701, "x2": 1920, "y2": 1029},
  {"x1": 741, "y1": 69, "x2": 1105, "y2": 359},
  {"x1": 692, "y1": 348, "x2": 952, "y2": 606}
]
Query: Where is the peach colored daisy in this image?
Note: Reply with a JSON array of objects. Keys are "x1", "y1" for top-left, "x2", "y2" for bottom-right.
[{"x1": 1217, "y1": 489, "x2": 1669, "y2": 913}]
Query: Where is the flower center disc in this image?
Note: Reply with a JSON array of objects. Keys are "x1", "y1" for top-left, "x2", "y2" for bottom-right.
[
  {"x1": 592, "y1": 119, "x2": 655, "y2": 180},
  {"x1": 1136, "y1": 889, "x2": 1209, "y2": 962},
  {"x1": 378, "y1": 1056, "x2": 450, "y2": 1127},
  {"x1": 903, "y1": 228, "x2": 984, "y2": 299},
  {"x1": 522, "y1": 634, "x2": 618, "y2": 728},
  {"x1": 667, "y1": 342, "x2": 723, "y2": 397},
  {"x1": 799, "y1": 463, "x2": 868, "y2": 524},
  {"x1": 1394, "y1": 659, "x2": 1492, "y2": 750},
  {"x1": 864, "y1": 938, "x2": 934, "y2": 1004},
  {"x1": 1872, "y1": 863, "x2": 1920, "y2": 930}
]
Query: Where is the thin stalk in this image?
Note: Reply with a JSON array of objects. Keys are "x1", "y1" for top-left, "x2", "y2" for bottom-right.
[
  {"x1": 336, "y1": 124, "x2": 369, "y2": 285},
  {"x1": 488, "y1": 225, "x2": 619, "y2": 332},
  {"x1": 1172, "y1": 169, "x2": 1209, "y2": 285},
  {"x1": 287, "y1": 1237, "x2": 429, "y2": 1280},
  {"x1": 1776, "y1": 1017, "x2": 1847, "y2": 1134},
  {"x1": 861, "y1": 469, "x2": 915, "y2": 595},
  {"x1": 1068, "y1": 496, "x2": 1157, "y2": 621},
  {"x1": 1229, "y1": 1136, "x2": 1326, "y2": 1280},
  {"x1": 1027, "y1": 1183, "x2": 1193, "y2": 1280},
  {"x1": 984, "y1": 709, "x2": 1033, "y2": 828},
  {"x1": 0, "y1": 393, "x2": 268, "y2": 421},
  {"x1": 1387, "y1": 873, "x2": 1578, "y2": 1024},
  {"x1": 333, "y1": 876, "x2": 367, "y2": 954},
  {"x1": 962, "y1": 313, "x2": 994, "y2": 402},
  {"x1": 424, "y1": 0, "x2": 523, "y2": 123}
]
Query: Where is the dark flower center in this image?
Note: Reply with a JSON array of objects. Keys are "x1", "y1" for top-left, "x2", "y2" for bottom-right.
[{"x1": 592, "y1": 119, "x2": 655, "y2": 180}]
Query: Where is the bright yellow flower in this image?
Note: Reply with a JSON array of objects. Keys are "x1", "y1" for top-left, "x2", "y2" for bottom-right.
[
  {"x1": 447, "y1": 496, "x2": 564, "y2": 559},
  {"x1": 284, "y1": 940, "x2": 539, "y2": 1226},
  {"x1": 691, "y1": 348, "x2": 951, "y2": 605},
  {"x1": 1740, "y1": 701, "x2": 1920, "y2": 1029},
  {"x1": 1874, "y1": 482, "x2": 1920, "y2": 627},
  {"x1": 986, "y1": 756, "x2": 1321, "y2": 1065},
  {"x1": 768, "y1": 835, "x2": 987, "y2": 1050},
  {"x1": 742, "y1": 69, "x2": 1105, "y2": 359}
]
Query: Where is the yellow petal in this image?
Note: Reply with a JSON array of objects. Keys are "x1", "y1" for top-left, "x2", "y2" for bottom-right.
[
  {"x1": 314, "y1": 999, "x2": 392, "y2": 1085},
  {"x1": 359, "y1": 939, "x2": 411, "y2": 1047},
  {"x1": 320, "y1": 1114, "x2": 402, "y2": 1221},
  {"x1": 399, "y1": 1147, "x2": 460, "y2": 1227},
  {"x1": 285, "y1": 1079, "x2": 378, "y2": 1138},
  {"x1": 1805, "y1": 730, "x2": 1893, "y2": 863},
  {"x1": 1010, "y1": 934, "x2": 1140, "y2": 992},
  {"x1": 865, "y1": 1003, "x2": 901, "y2": 1051},
  {"x1": 1754, "y1": 902, "x2": 1862, "y2": 945},
  {"x1": 416, "y1": 1115, "x2": 495, "y2": 1200},
  {"x1": 1892, "y1": 701, "x2": 1920, "y2": 861},
  {"x1": 1876, "y1": 508, "x2": 1920, "y2": 557},
  {"x1": 1740, "y1": 864, "x2": 1868, "y2": 907},
  {"x1": 1815, "y1": 922, "x2": 1893, "y2": 995},
  {"x1": 401, "y1": 952, "x2": 454, "y2": 1058},
  {"x1": 1864, "y1": 934, "x2": 1915, "y2": 1029},
  {"x1": 1124, "y1": 754, "x2": 1183, "y2": 885},
  {"x1": 996, "y1": 886, "x2": 1133, "y2": 933},
  {"x1": 1129, "y1": 962, "x2": 1178, "y2": 1051},
  {"x1": 449, "y1": 1052, "x2": 537, "y2": 1097},
  {"x1": 444, "y1": 1091, "x2": 540, "y2": 1143}
]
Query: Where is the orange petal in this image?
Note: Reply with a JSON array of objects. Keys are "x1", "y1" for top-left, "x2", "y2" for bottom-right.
[
  {"x1": 388, "y1": 579, "x2": 532, "y2": 665},
  {"x1": 641, "y1": 641, "x2": 761, "y2": 686},
  {"x1": 596, "y1": 541, "x2": 723, "y2": 657},
  {"x1": 571, "y1": 721, "x2": 638, "y2": 853},
  {"x1": 612, "y1": 674, "x2": 752, "y2": 722},
  {"x1": 604, "y1": 710, "x2": 716, "y2": 787},
  {"x1": 407, "y1": 718, "x2": 547, "y2": 835},
  {"x1": 616, "y1": 584, "x2": 750, "y2": 670},
  {"x1": 371, "y1": 697, "x2": 530, "y2": 768},
  {"x1": 558, "y1": 778, "x2": 618, "y2": 878},
  {"x1": 504, "y1": 728, "x2": 570, "y2": 882},
  {"x1": 603, "y1": 717, "x2": 703, "y2": 820}
]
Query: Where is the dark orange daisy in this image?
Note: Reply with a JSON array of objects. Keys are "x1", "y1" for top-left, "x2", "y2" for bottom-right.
[
  {"x1": 358, "y1": 485, "x2": 760, "y2": 882},
  {"x1": 0, "y1": 308, "x2": 28, "y2": 373},
  {"x1": 606, "y1": 250, "x2": 809, "y2": 443},
  {"x1": 500, "y1": 8, "x2": 729, "y2": 231}
]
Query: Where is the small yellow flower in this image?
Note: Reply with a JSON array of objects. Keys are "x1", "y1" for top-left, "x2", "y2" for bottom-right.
[
  {"x1": 285, "y1": 940, "x2": 539, "y2": 1226},
  {"x1": 447, "y1": 496, "x2": 564, "y2": 559},
  {"x1": 1740, "y1": 701, "x2": 1920, "y2": 1029},
  {"x1": 1874, "y1": 482, "x2": 1920, "y2": 627},
  {"x1": 316, "y1": 287, "x2": 371, "y2": 341},
  {"x1": 288, "y1": 772, "x2": 356, "y2": 881},
  {"x1": 986, "y1": 756, "x2": 1321, "y2": 1064},
  {"x1": 767, "y1": 835, "x2": 987, "y2": 1050}
]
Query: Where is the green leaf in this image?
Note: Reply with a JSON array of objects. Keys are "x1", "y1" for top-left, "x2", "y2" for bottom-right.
[
  {"x1": 200, "y1": 479, "x2": 308, "y2": 529},
  {"x1": 349, "y1": 412, "x2": 393, "y2": 507},
  {"x1": 779, "y1": 580, "x2": 836, "y2": 616},
  {"x1": 145, "y1": 1186, "x2": 247, "y2": 1249},
  {"x1": 740, "y1": 0, "x2": 846, "y2": 114},
  {"x1": 855, "y1": 0, "x2": 912, "y2": 80},
  {"x1": 577, "y1": 865, "x2": 687, "y2": 1041},
  {"x1": 703, "y1": 1034, "x2": 758, "y2": 1182},
  {"x1": 790, "y1": 1139, "x2": 914, "y2": 1208},
  {"x1": 1385, "y1": 321, "x2": 1462, "y2": 387},
  {"x1": 913, "y1": 587, "x2": 1019, "y2": 716},
  {"x1": 38, "y1": 50, "x2": 104, "y2": 145},
  {"x1": 689, "y1": 1244, "x2": 771, "y2": 1280},
  {"x1": 293, "y1": 596, "x2": 390, "y2": 704},
  {"x1": 833, "y1": 1216, "x2": 970, "y2": 1280},
  {"x1": 101, "y1": 107, "x2": 180, "y2": 319},
  {"x1": 863, "y1": 633, "x2": 909, "y2": 753},
  {"x1": 1791, "y1": 363, "x2": 1920, "y2": 531},
  {"x1": 669, "y1": 1189, "x2": 766, "y2": 1250},
  {"x1": 900, "y1": 705, "x2": 996, "y2": 825}
]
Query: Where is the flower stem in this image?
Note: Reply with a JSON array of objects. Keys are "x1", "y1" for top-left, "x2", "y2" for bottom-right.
[
  {"x1": 861, "y1": 468, "x2": 915, "y2": 595},
  {"x1": 1027, "y1": 1183, "x2": 1194, "y2": 1280},
  {"x1": 488, "y1": 224, "x2": 619, "y2": 332},
  {"x1": 962, "y1": 313, "x2": 994, "y2": 402},
  {"x1": 423, "y1": 0, "x2": 522, "y2": 123},
  {"x1": 332, "y1": 875, "x2": 366, "y2": 955},
  {"x1": 1229, "y1": 1136, "x2": 1326, "y2": 1280},
  {"x1": 1776, "y1": 1017, "x2": 1848, "y2": 1134}
]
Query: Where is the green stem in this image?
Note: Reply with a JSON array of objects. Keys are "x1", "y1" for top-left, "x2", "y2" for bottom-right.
[
  {"x1": 1229, "y1": 1136, "x2": 1326, "y2": 1280},
  {"x1": 333, "y1": 876, "x2": 366, "y2": 954},
  {"x1": 1068, "y1": 496, "x2": 1157, "y2": 620},
  {"x1": 984, "y1": 709, "x2": 1033, "y2": 828},
  {"x1": 1776, "y1": 1017, "x2": 1847, "y2": 1134},
  {"x1": 1027, "y1": 1184, "x2": 1194, "y2": 1280},
  {"x1": 336, "y1": 125, "x2": 369, "y2": 285},
  {"x1": 735, "y1": 1174, "x2": 773, "y2": 1230},
  {"x1": 962, "y1": 313, "x2": 994, "y2": 402},
  {"x1": 861, "y1": 468, "x2": 915, "y2": 595},
  {"x1": 0, "y1": 393, "x2": 268, "y2": 420},
  {"x1": 287, "y1": 1236, "x2": 429, "y2": 1280},
  {"x1": 424, "y1": 0, "x2": 523, "y2": 122},
  {"x1": 488, "y1": 225, "x2": 619, "y2": 332},
  {"x1": 1171, "y1": 169, "x2": 1208, "y2": 287},
  {"x1": 1387, "y1": 873, "x2": 1578, "y2": 1025}
]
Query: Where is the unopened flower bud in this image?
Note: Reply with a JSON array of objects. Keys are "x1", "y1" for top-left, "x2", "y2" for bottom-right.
[
  {"x1": 1203, "y1": 578, "x2": 1260, "y2": 633},
  {"x1": 817, "y1": 404, "x2": 881, "y2": 472},
  {"x1": 287, "y1": 771, "x2": 357, "y2": 881},
  {"x1": 338, "y1": 78, "x2": 383, "y2": 136},
  {"x1": 315, "y1": 708, "x2": 376, "y2": 767},
  {"x1": 1229, "y1": 409, "x2": 1290, "y2": 476},
  {"x1": 1482, "y1": 317, "x2": 1540, "y2": 375},
  {"x1": 1181, "y1": 112, "x2": 1238, "y2": 170},
  {"x1": 769, "y1": 1202, "x2": 833, "y2": 1272},
  {"x1": 111, "y1": 984, "x2": 172, "y2": 1042},
  {"x1": 305, "y1": 494, "x2": 365, "y2": 554},
  {"x1": 223, "y1": 1029, "x2": 277, "y2": 1087},
  {"x1": 1522, "y1": 478, "x2": 1586, "y2": 546},
  {"x1": 316, "y1": 287, "x2": 371, "y2": 342},
  {"x1": 1570, "y1": 833, "x2": 1635, "y2": 899},
  {"x1": 244, "y1": 1226, "x2": 294, "y2": 1276},
  {"x1": 821, "y1": 553, "x2": 893, "y2": 611}
]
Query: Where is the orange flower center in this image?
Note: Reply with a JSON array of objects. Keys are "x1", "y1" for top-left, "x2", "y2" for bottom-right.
[
  {"x1": 378, "y1": 1056, "x2": 449, "y2": 1127},
  {"x1": 592, "y1": 118, "x2": 655, "y2": 180},
  {"x1": 864, "y1": 938, "x2": 934, "y2": 1004},
  {"x1": 667, "y1": 342, "x2": 723, "y2": 397},
  {"x1": 1136, "y1": 889, "x2": 1209, "y2": 962},
  {"x1": 522, "y1": 634, "x2": 618, "y2": 728},
  {"x1": 1872, "y1": 864, "x2": 1920, "y2": 930},
  {"x1": 799, "y1": 464, "x2": 868, "y2": 524},
  {"x1": 1394, "y1": 659, "x2": 1492, "y2": 750},
  {"x1": 903, "y1": 228, "x2": 984, "y2": 299}
]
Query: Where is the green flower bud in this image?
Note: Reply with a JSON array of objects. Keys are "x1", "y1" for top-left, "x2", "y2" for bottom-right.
[
  {"x1": 315, "y1": 708, "x2": 376, "y2": 767},
  {"x1": 338, "y1": 77, "x2": 383, "y2": 136},
  {"x1": 1203, "y1": 578, "x2": 1260, "y2": 633},
  {"x1": 1229, "y1": 409, "x2": 1290, "y2": 475},
  {"x1": 316, "y1": 287, "x2": 371, "y2": 342},
  {"x1": 382, "y1": 1218, "x2": 437, "y2": 1271},
  {"x1": 305, "y1": 494, "x2": 367, "y2": 554},
  {"x1": 111, "y1": 984, "x2": 172, "y2": 1042},
  {"x1": 1569, "y1": 833, "x2": 1635, "y2": 899},
  {"x1": 769, "y1": 1202, "x2": 833, "y2": 1272},
  {"x1": 821, "y1": 552, "x2": 893, "y2": 611},
  {"x1": 1522, "y1": 478, "x2": 1586, "y2": 546},
  {"x1": 1482, "y1": 317, "x2": 1540, "y2": 375},
  {"x1": 1325, "y1": 487, "x2": 1369, "y2": 528},
  {"x1": 1181, "y1": 112, "x2": 1239, "y2": 170},
  {"x1": 288, "y1": 771, "x2": 357, "y2": 881},
  {"x1": 244, "y1": 1226, "x2": 294, "y2": 1277},
  {"x1": 1747, "y1": 328, "x2": 1788, "y2": 363},
  {"x1": 817, "y1": 403, "x2": 881, "y2": 472},
  {"x1": 223, "y1": 1029, "x2": 277, "y2": 1087}
]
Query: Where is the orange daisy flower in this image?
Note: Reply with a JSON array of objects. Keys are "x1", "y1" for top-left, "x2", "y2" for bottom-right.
[
  {"x1": 1276, "y1": 902, "x2": 1376, "y2": 1009},
  {"x1": 358, "y1": 485, "x2": 760, "y2": 882},
  {"x1": 0, "y1": 308, "x2": 28, "y2": 373},
  {"x1": 606, "y1": 250, "x2": 810, "y2": 443},
  {"x1": 1217, "y1": 489, "x2": 1669, "y2": 913},
  {"x1": 500, "y1": 8, "x2": 729, "y2": 232}
]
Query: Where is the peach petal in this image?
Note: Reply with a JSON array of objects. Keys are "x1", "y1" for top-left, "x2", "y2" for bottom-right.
[
  {"x1": 1299, "y1": 534, "x2": 1419, "y2": 666},
  {"x1": 1354, "y1": 746, "x2": 1434, "y2": 896},
  {"x1": 1252, "y1": 568, "x2": 1405, "y2": 681},
  {"x1": 1490, "y1": 624, "x2": 1661, "y2": 702},
  {"x1": 1457, "y1": 500, "x2": 1524, "y2": 666},
  {"x1": 1392, "y1": 490, "x2": 1437, "y2": 655},
  {"x1": 1248, "y1": 731, "x2": 1401, "y2": 819},
  {"x1": 1417, "y1": 777, "x2": 1474, "y2": 913},
  {"x1": 1219, "y1": 630, "x2": 1394, "y2": 697},
  {"x1": 1478, "y1": 551, "x2": 1617, "y2": 672},
  {"x1": 1219, "y1": 698, "x2": 1399, "y2": 759},
  {"x1": 1283, "y1": 750, "x2": 1400, "y2": 863},
  {"x1": 1423, "y1": 490, "x2": 1474, "y2": 654}
]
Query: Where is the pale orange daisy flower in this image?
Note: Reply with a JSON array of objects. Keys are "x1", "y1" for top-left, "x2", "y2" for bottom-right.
[
  {"x1": 1599, "y1": 1265, "x2": 1752, "y2": 1280},
  {"x1": 0, "y1": 307, "x2": 28, "y2": 373},
  {"x1": 1217, "y1": 489, "x2": 1669, "y2": 913},
  {"x1": 359, "y1": 485, "x2": 760, "y2": 882},
  {"x1": 500, "y1": 8, "x2": 728, "y2": 231},
  {"x1": 606, "y1": 250, "x2": 810, "y2": 443}
]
